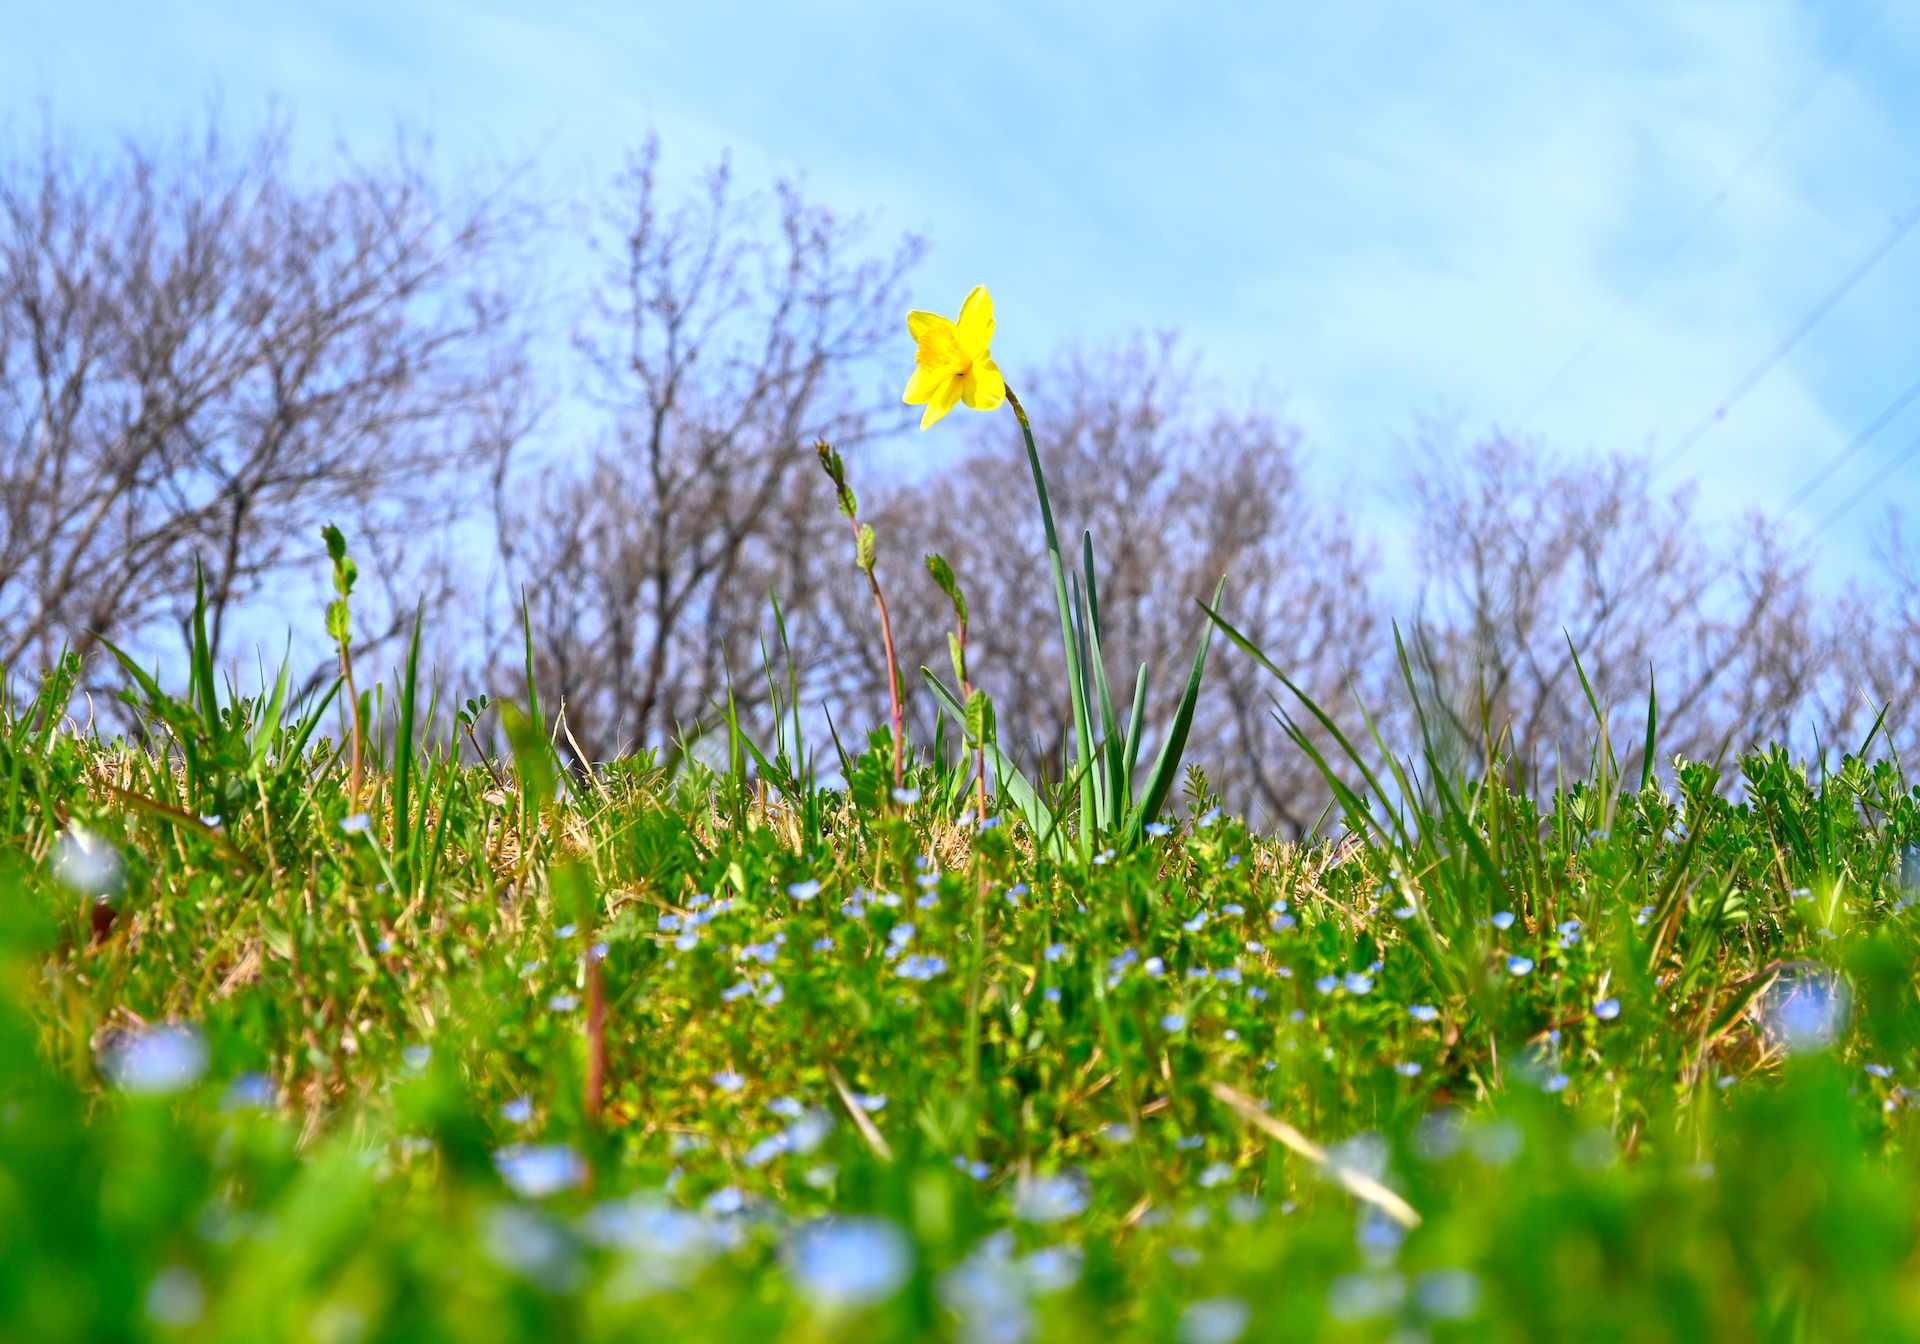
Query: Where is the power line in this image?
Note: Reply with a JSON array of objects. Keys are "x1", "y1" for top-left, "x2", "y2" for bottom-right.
[
  {"x1": 1654, "y1": 202, "x2": 1920, "y2": 476},
  {"x1": 1512, "y1": 1, "x2": 1892, "y2": 432},
  {"x1": 1815, "y1": 428, "x2": 1920, "y2": 534},
  {"x1": 1783, "y1": 369, "x2": 1920, "y2": 512}
]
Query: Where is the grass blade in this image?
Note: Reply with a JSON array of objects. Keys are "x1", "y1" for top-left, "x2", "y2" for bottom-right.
[{"x1": 1129, "y1": 578, "x2": 1223, "y2": 840}]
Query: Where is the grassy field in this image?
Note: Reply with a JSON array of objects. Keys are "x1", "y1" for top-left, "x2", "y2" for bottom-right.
[{"x1": 5, "y1": 597, "x2": 1920, "y2": 1344}]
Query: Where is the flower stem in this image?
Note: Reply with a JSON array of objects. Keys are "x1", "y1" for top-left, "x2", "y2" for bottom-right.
[
  {"x1": 1005, "y1": 388, "x2": 1095, "y2": 863},
  {"x1": 854, "y1": 528, "x2": 906, "y2": 791}
]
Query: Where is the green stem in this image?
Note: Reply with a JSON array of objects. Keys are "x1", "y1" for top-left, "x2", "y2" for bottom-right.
[{"x1": 1006, "y1": 388, "x2": 1095, "y2": 864}]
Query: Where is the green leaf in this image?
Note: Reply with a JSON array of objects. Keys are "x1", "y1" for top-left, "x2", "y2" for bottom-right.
[
  {"x1": 392, "y1": 606, "x2": 424, "y2": 869},
  {"x1": 1129, "y1": 577, "x2": 1223, "y2": 841},
  {"x1": 925, "y1": 552, "x2": 965, "y2": 624},
  {"x1": 249, "y1": 656, "x2": 291, "y2": 778},
  {"x1": 921, "y1": 668, "x2": 1058, "y2": 857},
  {"x1": 856, "y1": 523, "x2": 877, "y2": 573},
  {"x1": 965, "y1": 688, "x2": 991, "y2": 746},
  {"x1": 1639, "y1": 668, "x2": 1659, "y2": 794},
  {"x1": 1008, "y1": 391, "x2": 1096, "y2": 860}
]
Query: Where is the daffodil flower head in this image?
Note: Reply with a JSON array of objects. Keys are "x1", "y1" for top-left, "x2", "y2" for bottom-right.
[{"x1": 902, "y1": 286, "x2": 1006, "y2": 429}]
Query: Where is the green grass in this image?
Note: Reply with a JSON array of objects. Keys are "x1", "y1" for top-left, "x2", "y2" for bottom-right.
[{"x1": 5, "y1": 623, "x2": 1920, "y2": 1342}]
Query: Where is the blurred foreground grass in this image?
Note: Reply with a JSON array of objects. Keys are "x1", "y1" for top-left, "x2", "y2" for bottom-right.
[{"x1": 7, "y1": 640, "x2": 1920, "y2": 1343}]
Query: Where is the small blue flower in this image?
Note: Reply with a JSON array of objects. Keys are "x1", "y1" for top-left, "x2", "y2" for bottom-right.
[
  {"x1": 1409, "y1": 1004, "x2": 1439, "y2": 1023},
  {"x1": 1145, "y1": 822, "x2": 1172, "y2": 837},
  {"x1": 1343, "y1": 973, "x2": 1373, "y2": 995},
  {"x1": 500, "y1": 1096, "x2": 533, "y2": 1124},
  {"x1": 1197, "y1": 807, "x2": 1223, "y2": 827},
  {"x1": 892, "y1": 787, "x2": 921, "y2": 804},
  {"x1": 339, "y1": 812, "x2": 371, "y2": 834},
  {"x1": 1182, "y1": 913, "x2": 1208, "y2": 932},
  {"x1": 1314, "y1": 975, "x2": 1338, "y2": 995},
  {"x1": 1144, "y1": 957, "x2": 1166, "y2": 977},
  {"x1": 1506, "y1": 956, "x2": 1535, "y2": 977},
  {"x1": 711, "y1": 1070, "x2": 745, "y2": 1092},
  {"x1": 896, "y1": 954, "x2": 948, "y2": 981},
  {"x1": 1592, "y1": 998, "x2": 1621, "y2": 1021},
  {"x1": 1492, "y1": 912, "x2": 1516, "y2": 930},
  {"x1": 1392, "y1": 905, "x2": 1417, "y2": 919},
  {"x1": 812, "y1": 936, "x2": 835, "y2": 952},
  {"x1": 1245, "y1": 940, "x2": 1264, "y2": 953},
  {"x1": 1247, "y1": 985, "x2": 1268, "y2": 1002},
  {"x1": 1045, "y1": 942, "x2": 1071, "y2": 963},
  {"x1": 1175, "y1": 1134, "x2": 1205, "y2": 1150},
  {"x1": 1867, "y1": 1063, "x2": 1895, "y2": 1079},
  {"x1": 787, "y1": 879, "x2": 822, "y2": 900},
  {"x1": 1044, "y1": 987, "x2": 1062, "y2": 1004},
  {"x1": 1543, "y1": 1073, "x2": 1570, "y2": 1093},
  {"x1": 1161, "y1": 1013, "x2": 1186, "y2": 1032},
  {"x1": 1395, "y1": 1062, "x2": 1423, "y2": 1078},
  {"x1": 555, "y1": 924, "x2": 577, "y2": 939},
  {"x1": 1226, "y1": 854, "x2": 1241, "y2": 868}
]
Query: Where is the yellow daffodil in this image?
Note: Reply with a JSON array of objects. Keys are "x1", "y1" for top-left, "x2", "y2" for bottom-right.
[{"x1": 902, "y1": 286, "x2": 1006, "y2": 429}]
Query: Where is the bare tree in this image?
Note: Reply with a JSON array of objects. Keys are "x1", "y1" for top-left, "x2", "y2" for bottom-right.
[
  {"x1": 496, "y1": 139, "x2": 921, "y2": 759},
  {"x1": 1828, "y1": 510, "x2": 1920, "y2": 762},
  {"x1": 1402, "y1": 429, "x2": 1845, "y2": 787},
  {"x1": 0, "y1": 117, "x2": 529, "y2": 679},
  {"x1": 823, "y1": 336, "x2": 1380, "y2": 834}
]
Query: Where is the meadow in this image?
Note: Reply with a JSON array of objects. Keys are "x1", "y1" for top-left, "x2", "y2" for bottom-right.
[
  {"x1": 8, "y1": 286, "x2": 1920, "y2": 1343},
  {"x1": 5, "y1": 563, "x2": 1920, "y2": 1344}
]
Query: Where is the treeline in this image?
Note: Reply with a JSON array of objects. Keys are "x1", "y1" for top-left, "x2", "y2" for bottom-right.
[{"x1": 3, "y1": 118, "x2": 1913, "y2": 834}]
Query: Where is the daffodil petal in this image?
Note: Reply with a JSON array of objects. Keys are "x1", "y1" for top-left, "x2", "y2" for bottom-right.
[
  {"x1": 908, "y1": 309, "x2": 957, "y2": 347},
  {"x1": 955, "y1": 286, "x2": 995, "y2": 358},
  {"x1": 961, "y1": 359, "x2": 1006, "y2": 411},
  {"x1": 920, "y1": 375, "x2": 966, "y2": 429},
  {"x1": 902, "y1": 364, "x2": 951, "y2": 406}
]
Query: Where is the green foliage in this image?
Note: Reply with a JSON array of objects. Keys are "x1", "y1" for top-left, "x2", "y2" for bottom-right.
[
  {"x1": 11, "y1": 586, "x2": 1920, "y2": 1339},
  {"x1": 323, "y1": 523, "x2": 357, "y2": 649},
  {"x1": 923, "y1": 404, "x2": 1220, "y2": 864}
]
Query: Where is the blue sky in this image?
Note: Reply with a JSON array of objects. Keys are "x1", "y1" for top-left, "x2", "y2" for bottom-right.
[{"x1": 9, "y1": 0, "x2": 1920, "y2": 587}]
